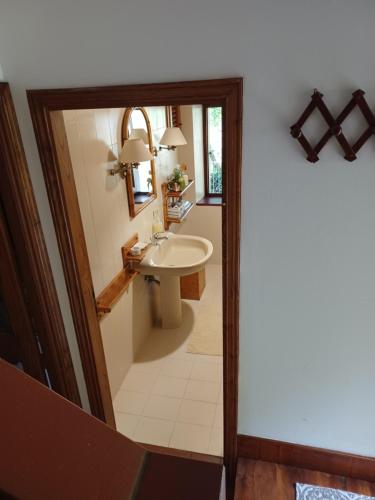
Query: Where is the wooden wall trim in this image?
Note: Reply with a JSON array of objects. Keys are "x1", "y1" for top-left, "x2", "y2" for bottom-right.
[
  {"x1": 0, "y1": 83, "x2": 81, "y2": 404},
  {"x1": 27, "y1": 78, "x2": 242, "y2": 497},
  {"x1": 237, "y1": 435, "x2": 375, "y2": 483},
  {"x1": 223, "y1": 79, "x2": 242, "y2": 494},
  {"x1": 0, "y1": 202, "x2": 45, "y2": 380}
]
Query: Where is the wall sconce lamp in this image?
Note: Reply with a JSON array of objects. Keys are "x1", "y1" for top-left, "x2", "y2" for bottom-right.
[
  {"x1": 129, "y1": 128, "x2": 158, "y2": 156},
  {"x1": 129, "y1": 128, "x2": 149, "y2": 144},
  {"x1": 159, "y1": 127, "x2": 187, "y2": 151},
  {"x1": 109, "y1": 138, "x2": 153, "y2": 179}
]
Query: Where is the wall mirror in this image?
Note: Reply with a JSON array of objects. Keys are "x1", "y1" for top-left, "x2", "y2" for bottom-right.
[{"x1": 121, "y1": 107, "x2": 157, "y2": 218}]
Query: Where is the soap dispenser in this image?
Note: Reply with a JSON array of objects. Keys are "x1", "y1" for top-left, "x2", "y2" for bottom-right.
[{"x1": 152, "y1": 210, "x2": 163, "y2": 235}]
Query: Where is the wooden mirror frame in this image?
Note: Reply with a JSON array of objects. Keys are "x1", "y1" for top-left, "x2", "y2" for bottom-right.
[{"x1": 121, "y1": 106, "x2": 157, "y2": 218}]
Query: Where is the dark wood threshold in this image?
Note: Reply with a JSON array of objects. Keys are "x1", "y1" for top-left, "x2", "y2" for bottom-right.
[
  {"x1": 238, "y1": 435, "x2": 375, "y2": 483},
  {"x1": 139, "y1": 442, "x2": 223, "y2": 465},
  {"x1": 196, "y1": 196, "x2": 223, "y2": 206},
  {"x1": 136, "y1": 452, "x2": 222, "y2": 500}
]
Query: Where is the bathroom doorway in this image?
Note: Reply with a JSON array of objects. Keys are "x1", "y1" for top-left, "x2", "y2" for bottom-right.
[
  {"x1": 63, "y1": 102, "x2": 224, "y2": 458},
  {"x1": 28, "y1": 78, "x2": 242, "y2": 489}
]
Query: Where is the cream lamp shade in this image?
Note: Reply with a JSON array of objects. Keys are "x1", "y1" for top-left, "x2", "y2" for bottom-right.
[
  {"x1": 159, "y1": 127, "x2": 187, "y2": 147},
  {"x1": 129, "y1": 128, "x2": 149, "y2": 144},
  {"x1": 119, "y1": 138, "x2": 153, "y2": 164}
]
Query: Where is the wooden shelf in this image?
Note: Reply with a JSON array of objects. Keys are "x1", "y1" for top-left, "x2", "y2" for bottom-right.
[
  {"x1": 166, "y1": 202, "x2": 194, "y2": 224},
  {"x1": 166, "y1": 179, "x2": 195, "y2": 198},
  {"x1": 162, "y1": 181, "x2": 195, "y2": 230},
  {"x1": 96, "y1": 233, "x2": 150, "y2": 318},
  {"x1": 96, "y1": 268, "x2": 138, "y2": 316},
  {"x1": 122, "y1": 233, "x2": 150, "y2": 266}
]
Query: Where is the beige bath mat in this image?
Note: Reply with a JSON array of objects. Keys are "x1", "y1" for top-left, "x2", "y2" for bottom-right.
[{"x1": 187, "y1": 313, "x2": 222, "y2": 356}]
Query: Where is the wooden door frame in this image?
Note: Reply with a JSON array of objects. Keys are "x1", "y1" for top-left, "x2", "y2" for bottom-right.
[
  {"x1": 0, "y1": 200, "x2": 45, "y2": 379},
  {"x1": 0, "y1": 83, "x2": 81, "y2": 403},
  {"x1": 27, "y1": 78, "x2": 242, "y2": 492}
]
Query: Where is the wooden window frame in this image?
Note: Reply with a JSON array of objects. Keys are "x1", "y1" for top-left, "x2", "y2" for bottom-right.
[
  {"x1": 27, "y1": 78, "x2": 242, "y2": 498},
  {"x1": 166, "y1": 105, "x2": 182, "y2": 128},
  {"x1": 203, "y1": 104, "x2": 224, "y2": 199},
  {"x1": 0, "y1": 83, "x2": 81, "y2": 404}
]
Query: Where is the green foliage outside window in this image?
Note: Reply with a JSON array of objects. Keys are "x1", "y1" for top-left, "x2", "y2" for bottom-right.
[{"x1": 207, "y1": 107, "x2": 222, "y2": 195}]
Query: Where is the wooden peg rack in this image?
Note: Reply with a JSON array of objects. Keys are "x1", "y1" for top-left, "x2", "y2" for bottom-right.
[{"x1": 290, "y1": 89, "x2": 375, "y2": 163}]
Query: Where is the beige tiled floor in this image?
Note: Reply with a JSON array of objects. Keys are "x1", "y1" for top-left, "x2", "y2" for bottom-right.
[{"x1": 114, "y1": 264, "x2": 223, "y2": 456}]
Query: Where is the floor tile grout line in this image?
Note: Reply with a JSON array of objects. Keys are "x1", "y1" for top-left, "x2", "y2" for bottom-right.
[
  {"x1": 115, "y1": 396, "x2": 221, "y2": 414},
  {"x1": 167, "y1": 419, "x2": 178, "y2": 448},
  {"x1": 117, "y1": 379, "x2": 223, "y2": 408},
  {"x1": 114, "y1": 264, "x2": 223, "y2": 454},
  {"x1": 140, "y1": 392, "x2": 184, "y2": 422},
  {"x1": 169, "y1": 420, "x2": 215, "y2": 455},
  {"x1": 131, "y1": 351, "x2": 223, "y2": 364},
  {"x1": 119, "y1": 375, "x2": 223, "y2": 393},
  {"x1": 116, "y1": 409, "x2": 223, "y2": 430}
]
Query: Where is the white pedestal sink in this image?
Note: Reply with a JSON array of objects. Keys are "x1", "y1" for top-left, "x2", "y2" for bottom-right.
[{"x1": 135, "y1": 233, "x2": 213, "y2": 328}]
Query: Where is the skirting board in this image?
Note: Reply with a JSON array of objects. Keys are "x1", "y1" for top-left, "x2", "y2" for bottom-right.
[{"x1": 237, "y1": 435, "x2": 375, "y2": 483}]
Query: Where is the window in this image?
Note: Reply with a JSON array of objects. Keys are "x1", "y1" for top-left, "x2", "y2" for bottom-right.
[{"x1": 204, "y1": 105, "x2": 223, "y2": 197}]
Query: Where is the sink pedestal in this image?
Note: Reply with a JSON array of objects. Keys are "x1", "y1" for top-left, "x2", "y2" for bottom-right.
[
  {"x1": 135, "y1": 234, "x2": 213, "y2": 329},
  {"x1": 160, "y1": 275, "x2": 182, "y2": 329}
]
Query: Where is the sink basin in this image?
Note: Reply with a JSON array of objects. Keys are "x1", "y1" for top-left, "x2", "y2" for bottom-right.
[
  {"x1": 135, "y1": 233, "x2": 213, "y2": 329},
  {"x1": 136, "y1": 233, "x2": 213, "y2": 277}
]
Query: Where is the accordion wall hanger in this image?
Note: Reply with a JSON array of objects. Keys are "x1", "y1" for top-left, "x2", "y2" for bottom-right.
[{"x1": 290, "y1": 89, "x2": 375, "y2": 163}]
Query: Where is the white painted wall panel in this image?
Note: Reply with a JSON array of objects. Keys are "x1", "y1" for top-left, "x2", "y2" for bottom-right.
[{"x1": 2, "y1": 0, "x2": 375, "y2": 455}]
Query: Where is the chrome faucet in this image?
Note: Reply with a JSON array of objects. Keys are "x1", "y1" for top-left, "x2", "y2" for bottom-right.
[{"x1": 152, "y1": 232, "x2": 169, "y2": 245}]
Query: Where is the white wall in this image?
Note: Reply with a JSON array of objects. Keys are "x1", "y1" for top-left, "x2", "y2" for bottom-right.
[
  {"x1": 178, "y1": 106, "x2": 196, "y2": 183},
  {"x1": 179, "y1": 104, "x2": 205, "y2": 202},
  {"x1": 2, "y1": 0, "x2": 375, "y2": 456},
  {"x1": 63, "y1": 108, "x2": 175, "y2": 397}
]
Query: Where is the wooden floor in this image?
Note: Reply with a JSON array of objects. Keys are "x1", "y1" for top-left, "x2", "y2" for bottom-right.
[{"x1": 235, "y1": 459, "x2": 375, "y2": 499}]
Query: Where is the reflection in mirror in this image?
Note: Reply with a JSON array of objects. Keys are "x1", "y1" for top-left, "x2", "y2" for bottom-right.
[{"x1": 121, "y1": 107, "x2": 157, "y2": 218}]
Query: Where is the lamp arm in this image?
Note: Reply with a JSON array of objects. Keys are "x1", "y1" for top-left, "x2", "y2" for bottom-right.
[{"x1": 109, "y1": 161, "x2": 138, "y2": 179}]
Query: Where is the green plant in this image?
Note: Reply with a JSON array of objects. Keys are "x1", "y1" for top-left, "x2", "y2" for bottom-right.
[
  {"x1": 208, "y1": 152, "x2": 222, "y2": 194},
  {"x1": 170, "y1": 167, "x2": 183, "y2": 182},
  {"x1": 168, "y1": 167, "x2": 185, "y2": 190}
]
